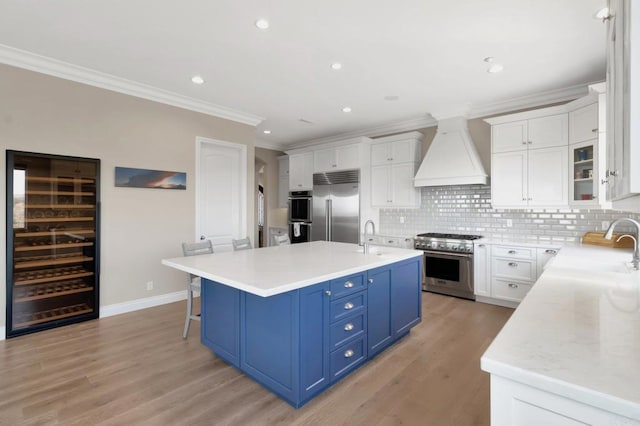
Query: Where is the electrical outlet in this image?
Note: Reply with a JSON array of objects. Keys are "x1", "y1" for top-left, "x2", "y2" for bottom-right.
[
  {"x1": 506, "y1": 219, "x2": 513, "y2": 227},
  {"x1": 399, "y1": 216, "x2": 405, "y2": 224},
  {"x1": 146, "y1": 281, "x2": 154, "y2": 291},
  {"x1": 602, "y1": 221, "x2": 610, "y2": 230}
]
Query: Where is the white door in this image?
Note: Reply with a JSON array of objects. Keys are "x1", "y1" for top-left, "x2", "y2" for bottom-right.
[{"x1": 196, "y1": 137, "x2": 247, "y2": 252}]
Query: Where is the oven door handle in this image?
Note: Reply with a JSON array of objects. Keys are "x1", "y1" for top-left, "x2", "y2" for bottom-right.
[{"x1": 422, "y1": 250, "x2": 473, "y2": 259}]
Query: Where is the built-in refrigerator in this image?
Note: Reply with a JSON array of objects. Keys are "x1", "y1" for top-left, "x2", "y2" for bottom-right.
[{"x1": 311, "y1": 169, "x2": 360, "y2": 244}]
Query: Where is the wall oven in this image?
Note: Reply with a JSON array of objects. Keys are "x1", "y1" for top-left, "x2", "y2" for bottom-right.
[
  {"x1": 414, "y1": 233, "x2": 481, "y2": 301},
  {"x1": 288, "y1": 191, "x2": 312, "y2": 222},
  {"x1": 289, "y1": 222, "x2": 311, "y2": 244}
]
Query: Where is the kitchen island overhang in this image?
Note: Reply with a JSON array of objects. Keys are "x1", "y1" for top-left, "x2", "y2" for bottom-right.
[{"x1": 162, "y1": 241, "x2": 423, "y2": 407}]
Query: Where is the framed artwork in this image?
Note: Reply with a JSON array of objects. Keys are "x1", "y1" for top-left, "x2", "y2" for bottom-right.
[{"x1": 115, "y1": 167, "x2": 186, "y2": 190}]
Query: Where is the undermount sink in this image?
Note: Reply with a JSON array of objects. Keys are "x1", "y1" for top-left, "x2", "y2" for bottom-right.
[{"x1": 355, "y1": 245, "x2": 390, "y2": 256}]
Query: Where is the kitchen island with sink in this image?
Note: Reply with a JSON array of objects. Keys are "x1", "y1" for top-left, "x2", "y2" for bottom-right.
[
  {"x1": 162, "y1": 241, "x2": 422, "y2": 407},
  {"x1": 481, "y1": 245, "x2": 640, "y2": 425}
]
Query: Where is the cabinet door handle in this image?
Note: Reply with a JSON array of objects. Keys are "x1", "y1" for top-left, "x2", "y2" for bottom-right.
[
  {"x1": 528, "y1": 198, "x2": 533, "y2": 201},
  {"x1": 522, "y1": 198, "x2": 526, "y2": 201},
  {"x1": 592, "y1": 128, "x2": 598, "y2": 133},
  {"x1": 367, "y1": 278, "x2": 374, "y2": 284},
  {"x1": 508, "y1": 283, "x2": 519, "y2": 289},
  {"x1": 478, "y1": 244, "x2": 485, "y2": 248},
  {"x1": 344, "y1": 302, "x2": 354, "y2": 310},
  {"x1": 528, "y1": 141, "x2": 532, "y2": 144},
  {"x1": 344, "y1": 349, "x2": 355, "y2": 358},
  {"x1": 388, "y1": 240, "x2": 394, "y2": 244},
  {"x1": 325, "y1": 290, "x2": 332, "y2": 296},
  {"x1": 344, "y1": 323, "x2": 354, "y2": 331},
  {"x1": 601, "y1": 179, "x2": 608, "y2": 185},
  {"x1": 521, "y1": 141, "x2": 527, "y2": 145},
  {"x1": 344, "y1": 281, "x2": 354, "y2": 288},
  {"x1": 545, "y1": 249, "x2": 557, "y2": 255},
  {"x1": 508, "y1": 250, "x2": 517, "y2": 254},
  {"x1": 508, "y1": 262, "x2": 518, "y2": 267}
]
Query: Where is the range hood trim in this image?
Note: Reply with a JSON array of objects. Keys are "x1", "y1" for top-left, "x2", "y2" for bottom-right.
[{"x1": 413, "y1": 116, "x2": 488, "y2": 187}]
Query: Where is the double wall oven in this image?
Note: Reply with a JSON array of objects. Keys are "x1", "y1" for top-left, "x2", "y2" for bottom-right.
[
  {"x1": 414, "y1": 233, "x2": 482, "y2": 300},
  {"x1": 288, "y1": 191, "x2": 312, "y2": 243}
]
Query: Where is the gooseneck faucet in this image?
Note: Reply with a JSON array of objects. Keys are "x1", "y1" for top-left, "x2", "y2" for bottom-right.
[
  {"x1": 363, "y1": 220, "x2": 376, "y2": 254},
  {"x1": 604, "y1": 218, "x2": 640, "y2": 270}
]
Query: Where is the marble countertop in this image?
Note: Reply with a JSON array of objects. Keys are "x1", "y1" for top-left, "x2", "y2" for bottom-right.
[
  {"x1": 481, "y1": 244, "x2": 640, "y2": 419},
  {"x1": 162, "y1": 240, "x2": 422, "y2": 297}
]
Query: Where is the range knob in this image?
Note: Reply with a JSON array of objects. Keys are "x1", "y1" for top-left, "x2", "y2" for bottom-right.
[
  {"x1": 439, "y1": 244, "x2": 445, "y2": 249},
  {"x1": 426, "y1": 244, "x2": 432, "y2": 249}
]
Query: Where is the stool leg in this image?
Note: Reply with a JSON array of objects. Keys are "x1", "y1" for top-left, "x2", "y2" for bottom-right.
[{"x1": 183, "y1": 286, "x2": 193, "y2": 338}]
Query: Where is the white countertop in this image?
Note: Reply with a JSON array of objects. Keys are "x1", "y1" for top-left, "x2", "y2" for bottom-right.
[
  {"x1": 162, "y1": 240, "x2": 422, "y2": 297},
  {"x1": 481, "y1": 245, "x2": 640, "y2": 419}
]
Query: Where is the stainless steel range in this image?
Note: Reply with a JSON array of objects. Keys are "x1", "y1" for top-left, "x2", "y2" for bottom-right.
[{"x1": 414, "y1": 232, "x2": 483, "y2": 300}]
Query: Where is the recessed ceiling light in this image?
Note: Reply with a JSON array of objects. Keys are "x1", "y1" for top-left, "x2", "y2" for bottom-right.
[
  {"x1": 487, "y1": 64, "x2": 504, "y2": 73},
  {"x1": 342, "y1": 107, "x2": 352, "y2": 113},
  {"x1": 263, "y1": 130, "x2": 271, "y2": 134},
  {"x1": 331, "y1": 62, "x2": 343, "y2": 70},
  {"x1": 384, "y1": 95, "x2": 399, "y2": 101},
  {"x1": 255, "y1": 19, "x2": 269, "y2": 29},
  {"x1": 191, "y1": 75, "x2": 205, "y2": 84},
  {"x1": 595, "y1": 7, "x2": 610, "y2": 20}
]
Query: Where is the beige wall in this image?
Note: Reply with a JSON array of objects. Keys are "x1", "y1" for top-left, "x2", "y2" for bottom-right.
[
  {"x1": 255, "y1": 148, "x2": 287, "y2": 246},
  {"x1": 0, "y1": 64, "x2": 256, "y2": 328}
]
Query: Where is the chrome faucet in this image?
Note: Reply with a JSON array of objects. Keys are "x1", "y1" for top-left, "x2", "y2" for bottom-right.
[
  {"x1": 604, "y1": 218, "x2": 640, "y2": 270},
  {"x1": 363, "y1": 220, "x2": 376, "y2": 254}
]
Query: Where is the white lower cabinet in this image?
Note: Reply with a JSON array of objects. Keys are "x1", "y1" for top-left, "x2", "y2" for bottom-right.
[
  {"x1": 490, "y1": 376, "x2": 640, "y2": 426},
  {"x1": 475, "y1": 243, "x2": 560, "y2": 307}
]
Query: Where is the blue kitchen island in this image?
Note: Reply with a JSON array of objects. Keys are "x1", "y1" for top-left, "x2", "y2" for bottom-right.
[{"x1": 162, "y1": 241, "x2": 422, "y2": 407}]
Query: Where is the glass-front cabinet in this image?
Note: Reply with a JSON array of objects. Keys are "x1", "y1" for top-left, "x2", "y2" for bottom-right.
[
  {"x1": 570, "y1": 141, "x2": 598, "y2": 204},
  {"x1": 6, "y1": 150, "x2": 100, "y2": 337}
]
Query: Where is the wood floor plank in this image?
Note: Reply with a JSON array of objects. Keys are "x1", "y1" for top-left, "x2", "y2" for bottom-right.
[{"x1": 0, "y1": 292, "x2": 511, "y2": 425}]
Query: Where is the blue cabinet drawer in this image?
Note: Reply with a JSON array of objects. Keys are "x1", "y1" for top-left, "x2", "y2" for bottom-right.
[
  {"x1": 330, "y1": 273, "x2": 365, "y2": 299},
  {"x1": 330, "y1": 312, "x2": 365, "y2": 350},
  {"x1": 330, "y1": 336, "x2": 366, "y2": 382},
  {"x1": 330, "y1": 291, "x2": 366, "y2": 323}
]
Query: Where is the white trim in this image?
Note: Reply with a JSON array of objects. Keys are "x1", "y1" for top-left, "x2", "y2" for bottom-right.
[
  {"x1": 100, "y1": 291, "x2": 189, "y2": 318},
  {"x1": 0, "y1": 44, "x2": 264, "y2": 127},
  {"x1": 195, "y1": 137, "x2": 248, "y2": 243},
  {"x1": 0, "y1": 325, "x2": 5, "y2": 341},
  {"x1": 255, "y1": 138, "x2": 287, "y2": 151},
  {"x1": 484, "y1": 104, "x2": 569, "y2": 125}
]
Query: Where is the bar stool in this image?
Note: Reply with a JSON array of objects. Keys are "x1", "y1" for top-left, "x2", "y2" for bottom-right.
[
  {"x1": 273, "y1": 234, "x2": 291, "y2": 246},
  {"x1": 232, "y1": 237, "x2": 252, "y2": 251},
  {"x1": 181, "y1": 240, "x2": 213, "y2": 338}
]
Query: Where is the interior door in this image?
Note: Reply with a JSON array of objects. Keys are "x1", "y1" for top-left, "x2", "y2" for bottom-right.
[
  {"x1": 330, "y1": 182, "x2": 360, "y2": 244},
  {"x1": 197, "y1": 138, "x2": 247, "y2": 252}
]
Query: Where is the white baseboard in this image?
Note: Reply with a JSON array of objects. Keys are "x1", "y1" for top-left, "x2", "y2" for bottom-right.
[
  {"x1": 100, "y1": 290, "x2": 190, "y2": 318},
  {"x1": 0, "y1": 291, "x2": 191, "y2": 341}
]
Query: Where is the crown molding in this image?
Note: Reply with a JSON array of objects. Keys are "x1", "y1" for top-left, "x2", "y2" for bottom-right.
[
  {"x1": 285, "y1": 115, "x2": 437, "y2": 149},
  {"x1": 468, "y1": 82, "x2": 595, "y2": 119},
  {"x1": 254, "y1": 138, "x2": 288, "y2": 152},
  {"x1": 0, "y1": 44, "x2": 264, "y2": 126}
]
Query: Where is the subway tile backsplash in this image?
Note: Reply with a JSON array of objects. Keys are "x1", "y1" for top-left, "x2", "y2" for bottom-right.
[{"x1": 379, "y1": 185, "x2": 640, "y2": 244}]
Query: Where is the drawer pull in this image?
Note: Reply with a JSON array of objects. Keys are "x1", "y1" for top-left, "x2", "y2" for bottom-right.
[
  {"x1": 344, "y1": 349, "x2": 355, "y2": 358},
  {"x1": 545, "y1": 249, "x2": 557, "y2": 255},
  {"x1": 478, "y1": 244, "x2": 485, "y2": 248},
  {"x1": 344, "y1": 281, "x2": 354, "y2": 288},
  {"x1": 344, "y1": 302, "x2": 354, "y2": 310},
  {"x1": 508, "y1": 250, "x2": 517, "y2": 254},
  {"x1": 344, "y1": 323, "x2": 354, "y2": 331},
  {"x1": 592, "y1": 128, "x2": 598, "y2": 133},
  {"x1": 388, "y1": 240, "x2": 394, "y2": 244},
  {"x1": 325, "y1": 290, "x2": 332, "y2": 296},
  {"x1": 508, "y1": 262, "x2": 518, "y2": 267},
  {"x1": 508, "y1": 283, "x2": 519, "y2": 289},
  {"x1": 368, "y1": 278, "x2": 374, "y2": 284}
]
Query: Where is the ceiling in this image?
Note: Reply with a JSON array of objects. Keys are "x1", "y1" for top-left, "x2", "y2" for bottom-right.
[{"x1": 0, "y1": 0, "x2": 607, "y2": 150}]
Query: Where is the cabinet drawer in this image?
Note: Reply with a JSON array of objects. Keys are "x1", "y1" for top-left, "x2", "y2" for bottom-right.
[
  {"x1": 492, "y1": 245, "x2": 535, "y2": 260},
  {"x1": 330, "y1": 312, "x2": 365, "y2": 350},
  {"x1": 331, "y1": 292, "x2": 366, "y2": 323},
  {"x1": 492, "y1": 278, "x2": 532, "y2": 302},
  {"x1": 331, "y1": 273, "x2": 365, "y2": 299},
  {"x1": 492, "y1": 258, "x2": 536, "y2": 281},
  {"x1": 330, "y1": 336, "x2": 367, "y2": 382}
]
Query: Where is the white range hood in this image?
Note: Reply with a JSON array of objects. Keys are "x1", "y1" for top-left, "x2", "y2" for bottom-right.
[{"x1": 414, "y1": 116, "x2": 488, "y2": 187}]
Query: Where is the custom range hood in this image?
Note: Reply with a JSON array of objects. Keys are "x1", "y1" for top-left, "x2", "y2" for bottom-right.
[{"x1": 414, "y1": 116, "x2": 488, "y2": 187}]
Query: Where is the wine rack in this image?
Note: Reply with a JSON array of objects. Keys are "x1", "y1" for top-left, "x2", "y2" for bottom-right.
[{"x1": 6, "y1": 150, "x2": 100, "y2": 337}]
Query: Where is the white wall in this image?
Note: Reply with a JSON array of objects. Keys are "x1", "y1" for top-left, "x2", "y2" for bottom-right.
[{"x1": 0, "y1": 64, "x2": 256, "y2": 329}]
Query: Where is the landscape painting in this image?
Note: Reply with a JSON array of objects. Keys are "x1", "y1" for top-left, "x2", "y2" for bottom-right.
[{"x1": 115, "y1": 167, "x2": 186, "y2": 190}]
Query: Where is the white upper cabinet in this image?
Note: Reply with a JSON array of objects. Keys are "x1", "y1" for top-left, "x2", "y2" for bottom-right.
[
  {"x1": 313, "y1": 144, "x2": 360, "y2": 173},
  {"x1": 487, "y1": 106, "x2": 569, "y2": 208},
  {"x1": 570, "y1": 103, "x2": 599, "y2": 144},
  {"x1": 370, "y1": 132, "x2": 422, "y2": 208},
  {"x1": 289, "y1": 152, "x2": 314, "y2": 190}
]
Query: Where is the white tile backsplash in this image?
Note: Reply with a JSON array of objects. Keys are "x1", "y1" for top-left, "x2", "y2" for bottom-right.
[{"x1": 379, "y1": 184, "x2": 640, "y2": 244}]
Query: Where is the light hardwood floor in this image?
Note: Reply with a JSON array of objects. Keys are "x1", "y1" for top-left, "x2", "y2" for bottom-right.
[{"x1": 0, "y1": 293, "x2": 512, "y2": 426}]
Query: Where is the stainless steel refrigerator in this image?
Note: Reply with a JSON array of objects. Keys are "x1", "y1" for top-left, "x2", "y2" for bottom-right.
[{"x1": 312, "y1": 169, "x2": 360, "y2": 244}]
